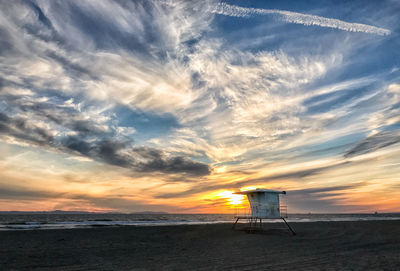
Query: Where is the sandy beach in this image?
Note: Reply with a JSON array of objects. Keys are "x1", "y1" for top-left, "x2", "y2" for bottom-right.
[{"x1": 0, "y1": 220, "x2": 399, "y2": 270}]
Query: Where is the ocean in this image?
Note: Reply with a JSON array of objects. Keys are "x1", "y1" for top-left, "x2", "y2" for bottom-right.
[{"x1": 1, "y1": 212, "x2": 400, "y2": 230}]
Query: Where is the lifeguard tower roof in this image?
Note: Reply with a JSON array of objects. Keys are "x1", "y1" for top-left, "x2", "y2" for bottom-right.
[{"x1": 234, "y1": 188, "x2": 286, "y2": 195}]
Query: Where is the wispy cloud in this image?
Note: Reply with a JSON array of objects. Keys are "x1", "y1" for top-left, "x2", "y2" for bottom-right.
[
  {"x1": 345, "y1": 131, "x2": 400, "y2": 158},
  {"x1": 212, "y1": 2, "x2": 391, "y2": 36}
]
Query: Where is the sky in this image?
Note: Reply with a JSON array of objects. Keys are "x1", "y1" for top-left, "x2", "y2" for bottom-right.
[{"x1": 0, "y1": 0, "x2": 399, "y2": 213}]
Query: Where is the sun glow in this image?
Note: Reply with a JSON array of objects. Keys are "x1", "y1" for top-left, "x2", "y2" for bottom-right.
[
  {"x1": 240, "y1": 186, "x2": 257, "y2": 192},
  {"x1": 217, "y1": 191, "x2": 245, "y2": 206}
]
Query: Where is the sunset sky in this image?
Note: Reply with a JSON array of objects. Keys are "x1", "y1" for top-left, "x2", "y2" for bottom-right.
[{"x1": 0, "y1": 0, "x2": 399, "y2": 213}]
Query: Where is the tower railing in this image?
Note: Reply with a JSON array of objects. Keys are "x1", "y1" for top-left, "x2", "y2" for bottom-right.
[
  {"x1": 233, "y1": 205, "x2": 288, "y2": 218},
  {"x1": 280, "y1": 205, "x2": 288, "y2": 218},
  {"x1": 234, "y1": 205, "x2": 288, "y2": 218},
  {"x1": 234, "y1": 207, "x2": 251, "y2": 218}
]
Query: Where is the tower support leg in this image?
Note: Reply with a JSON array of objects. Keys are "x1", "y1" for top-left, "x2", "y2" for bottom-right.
[
  {"x1": 282, "y1": 217, "x2": 296, "y2": 235},
  {"x1": 232, "y1": 218, "x2": 239, "y2": 229}
]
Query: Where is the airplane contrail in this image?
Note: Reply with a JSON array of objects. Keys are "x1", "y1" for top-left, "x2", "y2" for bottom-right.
[{"x1": 211, "y1": 2, "x2": 391, "y2": 36}]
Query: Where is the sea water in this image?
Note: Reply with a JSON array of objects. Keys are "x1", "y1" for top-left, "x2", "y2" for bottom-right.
[{"x1": 0, "y1": 213, "x2": 399, "y2": 230}]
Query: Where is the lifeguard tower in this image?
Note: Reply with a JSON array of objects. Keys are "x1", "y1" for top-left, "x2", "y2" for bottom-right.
[{"x1": 232, "y1": 188, "x2": 296, "y2": 235}]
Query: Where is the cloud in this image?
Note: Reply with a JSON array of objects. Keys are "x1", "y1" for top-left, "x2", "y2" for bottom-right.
[
  {"x1": 212, "y1": 2, "x2": 391, "y2": 36},
  {"x1": 61, "y1": 136, "x2": 210, "y2": 176},
  {"x1": 0, "y1": 112, "x2": 55, "y2": 146},
  {"x1": 0, "y1": 185, "x2": 176, "y2": 212},
  {"x1": 156, "y1": 161, "x2": 351, "y2": 198},
  {"x1": 133, "y1": 147, "x2": 210, "y2": 175},
  {"x1": 0, "y1": 0, "x2": 340, "y2": 175},
  {"x1": 0, "y1": 0, "x2": 218, "y2": 177},
  {"x1": 0, "y1": 91, "x2": 210, "y2": 176},
  {"x1": 0, "y1": 187, "x2": 60, "y2": 201},
  {"x1": 287, "y1": 183, "x2": 369, "y2": 212},
  {"x1": 345, "y1": 131, "x2": 400, "y2": 158},
  {"x1": 290, "y1": 184, "x2": 359, "y2": 195}
]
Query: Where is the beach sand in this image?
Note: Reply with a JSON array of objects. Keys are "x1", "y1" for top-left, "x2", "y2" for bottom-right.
[{"x1": 0, "y1": 220, "x2": 399, "y2": 270}]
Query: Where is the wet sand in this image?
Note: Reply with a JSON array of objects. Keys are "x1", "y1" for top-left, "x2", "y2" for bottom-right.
[{"x1": 0, "y1": 220, "x2": 399, "y2": 270}]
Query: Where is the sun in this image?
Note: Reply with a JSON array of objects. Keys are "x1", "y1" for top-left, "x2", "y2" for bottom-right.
[{"x1": 217, "y1": 191, "x2": 245, "y2": 206}]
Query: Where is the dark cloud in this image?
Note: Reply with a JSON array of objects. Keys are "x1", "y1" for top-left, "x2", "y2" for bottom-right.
[
  {"x1": 59, "y1": 136, "x2": 210, "y2": 176},
  {"x1": 61, "y1": 136, "x2": 131, "y2": 168},
  {"x1": 134, "y1": 147, "x2": 210, "y2": 176},
  {"x1": 286, "y1": 183, "x2": 368, "y2": 213},
  {"x1": 0, "y1": 91, "x2": 210, "y2": 176},
  {"x1": 344, "y1": 131, "x2": 400, "y2": 158},
  {"x1": 0, "y1": 112, "x2": 54, "y2": 145},
  {"x1": 0, "y1": 185, "x2": 64, "y2": 200},
  {"x1": 0, "y1": 115, "x2": 210, "y2": 176},
  {"x1": 61, "y1": 136, "x2": 210, "y2": 176},
  {"x1": 289, "y1": 184, "x2": 360, "y2": 195}
]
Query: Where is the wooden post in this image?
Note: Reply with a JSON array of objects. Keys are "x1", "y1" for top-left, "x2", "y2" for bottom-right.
[
  {"x1": 282, "y1": 217, "x2": 296, "y2": 235},
  {"x1": 232, "y1": 217, "x2": 239, "y2": 229}
]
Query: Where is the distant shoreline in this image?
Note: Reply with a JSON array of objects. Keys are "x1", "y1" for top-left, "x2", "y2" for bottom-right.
[
  {"x1": 1, "y1": 213, "x2": 400, "y2": 231},
  {"x1": 1, "y1": 211, "x2": 399, "y2": 215},
  {"x1": 0, "y1": 210, "x2": 169, "y2": 214}
]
